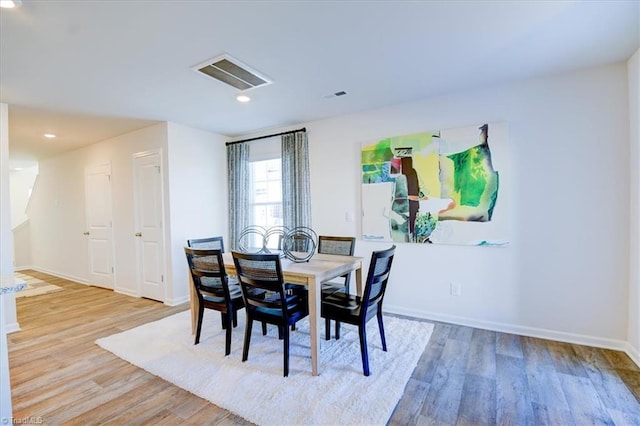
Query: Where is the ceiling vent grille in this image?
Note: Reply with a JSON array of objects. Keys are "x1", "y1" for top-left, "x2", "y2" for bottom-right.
[{"x1": 194, "y1": 55, "x2": 272, "y2": 91}]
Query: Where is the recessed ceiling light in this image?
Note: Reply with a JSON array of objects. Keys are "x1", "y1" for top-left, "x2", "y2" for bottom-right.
[
  {"x1": 236, "y1": 93, "x2": 251, "y2": 103},
  {"x1": 0, "y1": 0, "x2": 22, "y2": 9},
  {"x1": 43, "y1": 133, "x2": 56, "y2": 139}
]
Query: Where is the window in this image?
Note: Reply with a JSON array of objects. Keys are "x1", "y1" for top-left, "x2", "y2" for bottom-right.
[
  {"x1": 249, "y1": 158, "x2": 282, "y2": 229},
  {"x1": 227, "y1": 130, "x2": 309, "y2": 252}
]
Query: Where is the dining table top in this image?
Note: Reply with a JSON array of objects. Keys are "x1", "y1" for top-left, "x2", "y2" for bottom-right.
[{"x1": 221, "y1": 251, "x2": 363, "y2": 285}]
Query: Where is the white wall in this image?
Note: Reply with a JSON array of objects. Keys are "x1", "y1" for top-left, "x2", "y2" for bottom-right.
[
  {"x1": 25, "y1": 121, "x2": 228, "y2": 305},
  {"x1": 9, "y1": 165, "x2": 38, "y2": 229},
  {"x1": 165, "y1": 122, "x2": 228, "y2": 304},
  {"x1": 12, "y1": 220, "x2": 31, "y2": 269},
  {"x1": 628, "y1": 48, "x2": 640, "y2": 363},
  {"x1": 0, "y1": 103, "x2": 16, "y2": 418},
  {"x1": 0, "y1": 104, "x2": 18, "y2": 331},
  {"x1": 10, "y1": 165, "x2": 38, "y2": 269},
  {"x1": 295, "y1": 63, "x2": 630, "y2": 348},
  {"x1": 28, "y1": 123, "x2": 169, "y2": 294}
]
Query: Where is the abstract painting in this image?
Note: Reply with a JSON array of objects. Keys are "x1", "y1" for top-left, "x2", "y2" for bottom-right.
[{"x1": 361, "y1": 122, "x2": 508, "y2": 246}]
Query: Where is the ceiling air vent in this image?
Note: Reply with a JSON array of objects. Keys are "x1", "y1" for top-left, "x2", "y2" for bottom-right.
[
  {"x1": 194, "y1": 55, "x2": 272, "y2": 91},
  {"x1": 323, "y1": 90, "x2": 348, "y2": 99}
]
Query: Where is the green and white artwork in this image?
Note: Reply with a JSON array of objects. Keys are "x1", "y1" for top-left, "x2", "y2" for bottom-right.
[{"x1": 361, "y1": 122, "x2": 508, "y2": 246}]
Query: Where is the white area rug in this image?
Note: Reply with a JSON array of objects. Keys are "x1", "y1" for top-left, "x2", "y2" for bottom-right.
[{"x1": 96, "y1": 309, "x2": 433, "y2": 425}]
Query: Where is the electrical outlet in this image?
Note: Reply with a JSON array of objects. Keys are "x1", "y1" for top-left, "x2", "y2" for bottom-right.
[{"x1": 450, "y1": 282, "x2": 461, "y2": 296}]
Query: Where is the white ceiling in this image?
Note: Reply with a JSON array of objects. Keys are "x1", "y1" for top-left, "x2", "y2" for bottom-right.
[{"x1": 1, "y1": 0, "x2": 638, "y2": 164}]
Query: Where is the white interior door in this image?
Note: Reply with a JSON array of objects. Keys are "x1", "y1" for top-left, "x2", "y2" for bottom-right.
[
  {"x1": 133, "y1": 151, "x2": 165, "y2": 302},
  {"x1": 84, "y1": 162, "x2": 114, "y2": 289}
]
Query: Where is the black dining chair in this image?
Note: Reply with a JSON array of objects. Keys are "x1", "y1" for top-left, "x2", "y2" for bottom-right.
[
  {"x1": 187, "y1": 236, "x2": 225, "y2": 251},
  {"x1": 187, "y1": 236, "x2": 270, "y2": 336},
  {"x1": 232, "y1": 251, "x2": 309, "y2": 377},
  {"x1": 318, "y1": 235, "x2": 356, "y2": 296},
  {"x1": 184, "y1": 247, "x2": 244, "y2": 356},
  {"x1": 187, "y1": 236, "x2": 241, "y2": 326},
  {"x1": 317, "y1": 236, "x2": 357, "y2": 338},
  {"x1": 321, "y1": 245, "x2": 396, "y2": 376}
]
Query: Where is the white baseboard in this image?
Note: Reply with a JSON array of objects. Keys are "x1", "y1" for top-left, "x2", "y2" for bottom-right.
[
  {"x1": 27, "y1": 266, "x2": 88, "y2": 285},
  {"x1": 385, "y1": 304, "x2": 628, "y2": 352},
  {"x1": 165, "y1": 295, "x2": 190, "y2": 307},
  {"x1": 115, "y1": 287, "x2": 139, "y2": 298},
  {"x1": 14, "y1": 264, "x2": 35, "y2": 272},
  {"x1": 625, "y1": 342, "x2": 640, "y2": 368},
  {"x1": 17, "y1": 268, "x2": 188, "y2": 308},
  {"x1": 12, "y1": 270, "x2": 637, "y2": 366},
  {"x1": 4, "y1": 322, "x2": 20, "y2": 334}
]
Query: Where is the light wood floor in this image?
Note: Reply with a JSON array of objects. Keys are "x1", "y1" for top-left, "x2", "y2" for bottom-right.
[{"x1": 7, "y1": 270, "x2": 640, "y2": 425}]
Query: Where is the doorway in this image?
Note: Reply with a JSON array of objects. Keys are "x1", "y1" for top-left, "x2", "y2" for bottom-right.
[
  {"x1": 132, "y1": 150, "x2": 166, "y2": 302},
  {"x1": 84, "y1": 162, "x2": 115, "y2": 289}
]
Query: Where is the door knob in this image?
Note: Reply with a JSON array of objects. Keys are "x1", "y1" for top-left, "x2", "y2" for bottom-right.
[
  {"x1": 83, "y1": 231, "x2": 90, "y2": 236},
  {"x1": 135, "y1": 232, "x2": 142, "y2": 237}
]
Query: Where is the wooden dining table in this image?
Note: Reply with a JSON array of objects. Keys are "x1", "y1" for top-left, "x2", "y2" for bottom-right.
[{"x1": 189, "y1": 251, "x2": 363, "y2": 376}]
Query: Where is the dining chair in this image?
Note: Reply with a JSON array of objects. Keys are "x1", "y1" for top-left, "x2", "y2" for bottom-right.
[
  {"x1": 317, "y1": 236, "x2": 357, "y2": 338},
  {"x1": 187, "y1": 236, "x2": 270, "y2": 336},
  {"x1": 232, "y1": 251, "x2": 309, "y2": 377},
  {"x1": 187, "y1": 236, "x2": 225, "y2": 251},
  {"x1": 321, "y1": 245, "x2": 396, "y2": 376},
  {"x1": 318, "y1": 235, "x2": 356, "y2": 296},
  {"x1": 184, "y1": 247, "x2": 244, "y2": 356}
]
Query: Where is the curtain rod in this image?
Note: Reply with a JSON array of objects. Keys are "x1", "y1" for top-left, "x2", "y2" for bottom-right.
[{"x1": 225, "y1": 127, "x2": 306, "y2": 146}]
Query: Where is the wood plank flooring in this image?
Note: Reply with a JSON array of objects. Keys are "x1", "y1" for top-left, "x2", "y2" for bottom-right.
[{"x1": 7, "y1": 270, "x2": 640, "y2": 425}]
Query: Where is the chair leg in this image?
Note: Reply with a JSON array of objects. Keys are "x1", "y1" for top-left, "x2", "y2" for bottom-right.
[
  {"x1": 335, "y1": 321, "x2": 341, "y2": 340},
  {"x1": 220, "y1": 312, "x2": 227, "y2": 329},
  {"x1": 242, "y1": 317, "x2": 253, "y2": 362},
  {"x1": 359, "y1": 325, "x2": 370, "y2": 376},
  {"x1": 262, "y1": 321, "x2": 267, "y2": 335},
  {"x1": 325, "y1": 317, "x2": 331, "y2": 340},
  {"x1": 232, "y1": 310, "x2": 238, "y2": 328},
  {"x1": 225, "y1": 313, "x2": 233, "y2": 356},
  {"x1": 283, "y1": 324, "x2": 290, "y2": 377},
  {"x1": 195, "y1": 306, "x2": 204, "y2": 345},
  {"x1": 377, "y1": 310, "x2": 387, "y2": 351},
  {"x1": 221, "y1": 310, "x2": 230, "y2": 328}
]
